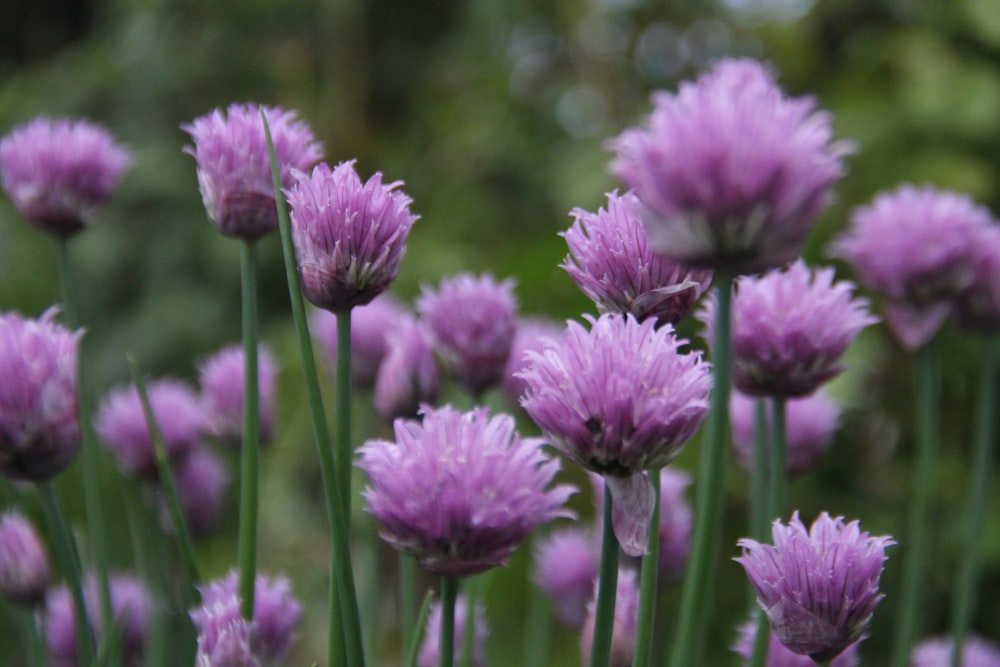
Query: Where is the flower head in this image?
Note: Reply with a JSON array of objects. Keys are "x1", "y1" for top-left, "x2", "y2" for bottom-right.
[
  {"x1": 183, "y1": 103, "x2": 322, "y2": 240},
  {"x1": 911, "y1": 635, "x2": 1000, "y2": 667},
  {"x1": 561, "y1": 190, "x2": 713, "y2": 326},
  {"x1": 358, "y1": 405, "x2": 575, "y2": 577},
  {"x1": 417, "y1": 595, "x2": 489, "y2": 667},
  {"x1": 532, "y1": 527, "x2": 598, "y2": 628},
  {"x1": 0, "y1": 511, "x2": 50, "y2": 607},
  {"x1": 198, "y1": 344, "x2": 278, "y2": 448},
  {"x1": 579, "y1": 568, "x2": 640, "y2": 667},
  {"x1": 158, "y1": 447, "x2": 230, "y2": 538},
  {"x1": 418, "y1": 273, "x2": 518, "y2": 398},
  {"x1": 501, "y1": 317, "x2": 562, "y2": 408},
  {"x1": 609, "y1": 59, "x2": 850, "y2": 273},
  {"x1": 735, "y1": 511, "x2": 894, "y2": 661},
  {"x1": 700, "y1": 261, "x2": 876, "y2": 397},
  {"x1": 953, "y1": 223, "x2": 1000, "y2": 335},
  {"x1": 287, "y1": 160, "x2": 418, "y2": 312},
  {"x1": 373, "y1": 315, "x2": 440, "y2": 421},
  {"x1": 732, "y1": 619, "x2": 861, "y2": 667},
  {"x1": 0, "y1": 308, "x2": 83, "y2": 482},
  {"x1": 0, "y1": 117, "x2": 131, "y2": 236}
]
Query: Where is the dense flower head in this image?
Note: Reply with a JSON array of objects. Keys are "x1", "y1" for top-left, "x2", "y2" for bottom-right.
[
  {"x1": 158, "y1": 446, "x2": 230, "y2": 537},
  {"x1": 287, "y1": 160, "x2": 418, "y2": 312},
  {"x1": 418, "y1": 273, "x2": 518, "y2": 398},
  {"x1": 579, "y1": 568, "x2": 640, "y2": 667},
  {"x1": 95, "y1": 378, "x2": 203, "y2": 479},
  {"x1": 373, "y1": 315, "x2": 440, "y2": 421},
  {"x1": 608, "y1": 58, "x2": 850, "y2": 273},
  {"x1": 732, "y1": 620, "x2": 861, "y2": 667},
  {"x1": 311, "y1": 294, "x2": 407, "y2": 389},
  {"x1": 501, "y1": 316, "x2": 562, "y2": 407},
  {"x1": 700, "y1": 261, "x2": 876, "y2": 397},
  {"x1": 736, "y1": 511, "x2": 894, "y2": 662},
  {"x1": 561, "y1": 190, "x2": 713, "y2": 326},
  {"x1": 358, "y1": 404, "x2": 575, "y2": 577},
  {"x1": 0, "y1": 307, "x2": 83, "y2": 482},
  {"x1": 0, "y1": 511, "x2": 50, "y2": 607},
  {"x1": 182, "y1": 103, "x2": 322, "y2": 240},
  {"x1": 417, "y1": 595, "x2": 489, "y2": 667},
  {"x1": 953, "y1": 223, "x2": 1000, "y2": 335},
  {"x1": 191, "y1": 570, "x2": 301, "y2": 666},
  {"x1": 532, "y1": 527, "x2": 598, "y2": 628},
  {"x1": 911, "y1": 635, "x2": 1000, "y2": 667},
  {"x1": 0, "y1": 116, "x2": 132, "y2": 236},
  {"x1": 198, "y1": 344, "x2": 278, "y2": 448}
]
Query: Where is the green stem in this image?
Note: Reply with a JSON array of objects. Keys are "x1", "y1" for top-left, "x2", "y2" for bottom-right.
[
  {"x1": 814, "y1": 660, "x2": 832, "y2": 667},
  {"x1": 669, "y1": 272, "x2": 733, "y2": 667},
  {"x1": 751, "y1": 398, "x2": 769, "y2": 542},
  {"x1": 523, "y1": 573, "x2": 551, "y2": 667},
  {"x1": 405, "y1": 589, "x2": 435, "y2": 667},
  {"x1": 25, "y1": 605, "x2": 45, "y2": 667},
  {"x1": 440, "y1": 577, "x2": 459, "y2": 667},
  {"x1": 459, "y1": 575, "x2": 480, "y2": 667},
  {"x1": 749, "y1": 615, "x2": 769, "y2": 667},
  {"x1": 590, "y1": 482, "x2": 620, "y2": 667},
  {"x1": 890, "y1": 340, "x2": 938, "y2": 667},
  {"x1": 336, "y1": 310, "x2": 353, "y2": 515},
  {"x1": 401, "y1": 554, "x2": 417, "y2": 653},
  {"x1": 631, "y1": 469, "x2": 660, "y2": 667},
  {"x1": 949, "y1": 338, "x2": 997, "y2": 667},
  {"x1": 767, "y1": 398, "x2": 787, "y2": 523}
]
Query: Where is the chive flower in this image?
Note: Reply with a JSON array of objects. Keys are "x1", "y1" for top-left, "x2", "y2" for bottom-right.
[
  {"x1": 911, "y1": 635, "x2": 1000, "y2": 667},
  {"x1": 372, "y1": 315, "x2": 440, "y2": 421},
  {"x1": 953, "y1": 223, "x2": 1000, "y2": 335},
  {"x1": 532, "y1": 527, "x2": 598, "y2": 628},
  {"x1": 0, "y1": 511, "x2": 51, "y2": 607},
  {"x1": 157, "y1": 446, "x2": 230, "y2": 538},
  {"x1": 198, "y1": 343, "x2": 278, "y2": 448},
  {"x1": 501, "y1": 316, "x2": 562, "y2": 408},
  {"x1": 732, "y1": 620, "x2": 861, "y2": 667}
]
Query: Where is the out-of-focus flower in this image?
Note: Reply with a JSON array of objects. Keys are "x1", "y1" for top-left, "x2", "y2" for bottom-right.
[
  {"x1": 417, "y1": 595, "x2": 489, "y2": 667},
  {"x1": 95, "y1": 379, "x2": 202, "y2": 479},
  {"x1": 700, "y1": 261, "x2": 876, "y2": 398},
  {"x1": 418, "y1": 273, "x2": 518, "y2": 399},
  {"x1": 736, "y1": 512, "x2": 894, "y2": 662},
  {"x1": 730, "y1": 390, "x2": 841, "y2": 479},
  {"x1": 183, "y1": 103, "x2": 322, "y2": 240},
  {"x1": 579, "y1": 568, "x2": 640, "y2": 667},
  {"x1": 911, "y1": 635, "x2": 1000, "y2": 667},
  {"x1": 191, "y1": 570, "x2": 301, "y2": 666},
  {"x1": 0, "y1": 308, "x2": 83, "y2": 482},
  {"x1": 198, "y1": 344, "x2": 278, "y2": 448},
  {"x1": 0, "y1": 117, "x2": 132, "y2": 236},
  {"x1": 560, "y1": 190, "x2": 713, "y2": 326},
  {"x1": 500, "y1": 317, "x2": 562, "y2": 408},
  {"x1": 373, "y1": 316, "x2": 440, "y2": 422},
  {"x1": 287, "y1": 160, "x2": 418, "y2": 312},
  {"x1": 0, "y1": 511, "x2": 50, "y2": 607},
  {"x1": 732, "y1": 619, "x2": 861, "y2": 667},
  {"x1": 953, "y1": 223, "x2": 1000, "y2": 335},
  {"x1": 358, "y1": 405, "x2": 575, "y2": 577},
  {"x1": 657, "y1": 467, "x2": 693, "y2": 581},
  {"x1": 158, "y1": 447, "x2": 230, "y2": 538},
  {"x1": 609, "y1": 59, "x2": 850, "y2": 274},
  {"x1": 532, "y1": 527, "x2": 598, "y2": 628}
]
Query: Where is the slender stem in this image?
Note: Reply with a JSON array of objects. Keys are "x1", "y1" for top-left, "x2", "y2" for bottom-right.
[
  {"x1": 336, "y1": 310, "x2": 353, "y2": 515},
  {"x1": 25, "y1": 605, "x2": 46, "y2": 667},
  {"x1": 439, "y1": 577, "x2": 459, "y2": 667},
  {"x1": 632, "y1": 469, "x2": 660, "y2": 667},
  {"x1": 950, "y1": 338, "x2": 997, "y2": 667},
  {"x1": 814, "y1": 660, "x2": 832, "y2": 667},
  {"x1": 405, "y1": 589, "x2": 435, "y2": 667},
  {"x1": 670, "y1": 271, "x2": 733, "y2": 667},
  {"x1": 767, "y1": 398, "x2": 787, "y2": 522},
  {"x1": 523, "y1": 573, "x2": 551, "y2": 667},
  {"x1": 890, "y1": 340, "x2": 938, "y2": 667},
  {"x1": 459, "y1": 576, "x2": 479, "y2": 667},
  {"x1": 749, "y1": 615, "x2": 769, "y2": 667},
  {"x1": 401, "y1": 555, "x2": 417, "y2": 653},
  {"x1": 590, "y1": 481, "x2": 621, "y2": 667},
  {"x1": 751, "y1": 398, "x2": 769, "y2": 542}
]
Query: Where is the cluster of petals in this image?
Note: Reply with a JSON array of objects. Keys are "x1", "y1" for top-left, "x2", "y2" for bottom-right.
[
  {"x1": 700, "y1": 260, "x2": 876, "y2": 397},
  {"x1": 579, "y1": 568, "x2": 640, "y2": 667},
  {"x1": 910, "y1": 635, "x2": 1000, "y2": 667},
  {"x1": 183, "y1": 103, "x2": 322, "y2": 240},
  {"x1": 417, "y1": 595, "x2": 488, "y2": 667},
  {"x1": 0, "y1": 116, "x2": 132, "y2": 236},
  {"x1": 501, "y1": 316, "x2": 562, "y2": 407},
  {"x1": 373, "y1": 315, "x2": 440, "y2": 421},
  {"x1": 287, "y1": 160, "x2": 418, "y2": 312},
  {"x1": 0, "y1": 307, "x2": 83, "y2": 482},
  {"x1": 198, "y1": 344, "x2": 278, "y2": 447},
  {"x1": 735, "y1": 511, "x2": 894, "y2": 662},
  {"x1": 532, "y1": 527, "x2": 598, "y2": 628},
  {"x1": 311, "y1": 294, "x2": 407, "y2": 389},
  {"x1": 357, "y1": 404, "x2": 575, "y2": 577},
  {"x1": 608, "y1": 58, "x2": 850, "y2": 273},
  {"x1": 731, "y1": 620, "x2": 860, "y2": 667},
  {"x1": 0, "y1": 511, "x2": 51, "y2": 607},
  {"x1": 159, "y1": 447, "x2": 230, "y2": 537},
  {"x1": 560, "y1": 190, "x2": 713, "y2": 326}
]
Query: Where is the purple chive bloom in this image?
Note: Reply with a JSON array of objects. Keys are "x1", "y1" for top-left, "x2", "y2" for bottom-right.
[
  {"x1": 198, "y1": 344, "x2": 278, "y2": 448},
  {"x1": 287, "y1": 160, "x2": 418, "y2": 312},
  {"x1": 501, "y1": 316, "x2": 562, "y2": 408},
  {"x1": 158, "y1": 446, "x2": 230, "y2": 537},
  {"x1": 830, "y1": 184, "x2": 992, "y2": 350},
  {"x1": 657, "y1": 467, "x2": 693, "y2": 581},
  {"x1": 311, "y1": 294, "x2": 407, "y2": 390},
  {"x1": 358, "y1": 404, "x2": 575, "y2": 577},
  {"x1": 418, "y1": 273, "x2": 518, "y2": 398},
  {"x1": 0, "y1": 511, "x2": 51, "y2": 607},
  {"x1": 609, "y1": 59, "x2": 850, "y2": 274},
  {"x1": 0, "y1": 308, "x2": 83, "y2": 482},
  {"x1": 732, "y1": 620, "x2": 861, "y2": 667},
  {"x1": 46, "y1": 573, "x2": 150, "y2": 667},
  {"x1": 911, "y1": 635, "x2": 1000, "y2": 667},
  {"x1": 183, "y1": 103, "x2": 322, "y2": 240},
  {"x1": 532, "y1": 527, "x2": 598, "y2": 628},
  {"x1": 730, "y1": 389, "x2": 841, "y2": 479},
  {"x1": 953, "y1": 223, "x2": 1000, "y2": 335},
  {"x1": 736, "y1": 511, "x2": 894, "y2": 662},
  {"x1": 579, "y1": 568, "x2": 641, "y2": 667},
  {"x1": 700, "y1": 260, "x2": 876, "y2": 398},
  {"x1": 373, "y1": 315, "x2": 440, "y2": 421},
  {"x1": 417, "y1": 595, "x2": 489, "y2": 667},
  {"x1": 0, "y1": 117, "x2": 131, "y2": 236},
  {"x1": 95, "y1": 378, "x2": 203, "y2": 479},
  {"x1": 561, "y1": 190, "x2": 713, "y2": 326},
  {"x1": 191, "y1": 570, "x2": 302, "y2": 666}
]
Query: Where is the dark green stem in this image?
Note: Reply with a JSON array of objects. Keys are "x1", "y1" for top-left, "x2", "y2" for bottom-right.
[
  {"x1": 749, "y1": 615, "x2": 769, "y2": 667},
  {"x1": 459, "y1": 575, "x2": 480, "y2": 667},
  {"x1": 767, "y1": 398, "x2": 787, "y2": 523},
  {"x1": 590, "y1": 482, "x2": 620, "y2": 667},
  {"x1": 440, "y1": 577, "x2": 459, "y2": 667},
  {"x1": 405, "y1": 589, "x2": 435, "y2": 667},
  {"x1": 401, "y1": 555, "x2": 417, "y2": 653},
  {"x1": 814, "y1": 660, "x2": 832, "y2": 667},
  {"x1": 523, "y1": 573, "x2": 551, "y2": 667},
  {"x1": 631, "y1": 470, "x2": 659, "y2": 667},
  {"x1": 751, "y1": 398, "x2": 769, "y2": 542},
  {"x1": 335, "y1": 311, "x2": 353, "y2": 515}
]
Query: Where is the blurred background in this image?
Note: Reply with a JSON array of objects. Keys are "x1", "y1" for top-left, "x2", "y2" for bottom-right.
[{"x1": 1, "y1": 0, "x2": 999, "y2": 664}]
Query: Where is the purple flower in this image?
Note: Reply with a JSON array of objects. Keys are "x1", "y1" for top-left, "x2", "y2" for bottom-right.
[
  {"x1": 373, "y1": 315, "x2": 440, "y2": 421},
  {"x1": 732, "y1": 619, "x2": 861, "y2": 667},
  {"x1": 656, "y1": 467, "x2": 693, "y2": 581},
  {"x1": 911, "y1": 635, "x2": 1000, "y2": 667},
  {"x1": 830, "y1": 184, "x2": 992, "y2": 350},
  {"x1": 0, "y1": 308, "x2": 83, "y2": 482},
  {"x1": 198, "y1": 344, "x2": 278, "y2": 448},
  {"x1": 0, "y1": 117, "x2": 131, "y2": 236},
  {"x1": 501, "y1": 316, "x2": 562, "y2": 408},
  {"x1": 158, "y1": 447, "x2": 230, "y2": 538},
  {"x1": 561, "y1": 190, "x2": 713, "y2": 326},
  {"x1": 287, "y1": 160, "x2": 418, "y2": 312},
  {"x1": 311, "y1": 294, "x2": 408, "y2": 390},
  {"x1": 532, "y1": 527, "x2": 598, "y2": 628},
  {"x1": 191, "y1": 570, "x2": 302, "y2": 666},
  {"x1": 183, "y1": 103, "x2": 322, "y2": 240},
  {"x1": 730, "y1": 389, "x2": 841, "y2": 479},
  {"x1": 95, "y1": 378, "x2": 203, "y2": 479},
  {"x1": 700, "y1": 260, "x2": 876, "y2": 398},
  {"x1": 579, "y1": 568, "x2": 640, "y2": 667},
  {"x1": 417, "y1": 595, "x2": 489, "y2": 667},
  {"x1": 736, "y1": 511, "x2": 894, "y2": 662},
  {"x1": 953, "y1": 223, "x2": 1000, "y2": 335},
  {"x1": 0, "y1": 511, "x2": 50, "y2": 607},
  {"x1": 609, "y1": 59, "x2": 850, "y2": 273},
  {"x1": 358, "y1": 405, "x2": 575, "y2": 577},
  {"x1": 418, "y1": 273, "x2": 518, "y2": 398}
]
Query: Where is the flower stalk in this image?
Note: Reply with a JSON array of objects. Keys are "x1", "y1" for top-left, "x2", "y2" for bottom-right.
[
  {"x1": 631, "y1": 469, "x2": 659, "y2": 667},
  {"x1": 590, "y1": 481, "x2": 620, "y2": 667},
  {"x1": 439, "y1": 577, "x2": 459, "y2": 667}
]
